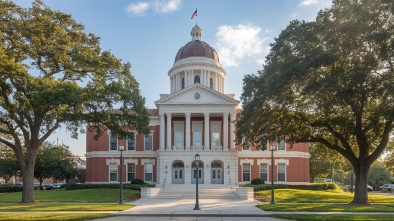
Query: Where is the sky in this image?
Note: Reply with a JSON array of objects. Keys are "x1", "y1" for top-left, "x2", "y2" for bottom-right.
[{"x1": 13, "y1": 0, "x2": 333, "y2": 156}]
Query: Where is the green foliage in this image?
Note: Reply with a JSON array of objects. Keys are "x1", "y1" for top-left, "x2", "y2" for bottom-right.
[
  {"x1": 242, "y1": 183, "x2": 339, "y2": 192},
  {"x1": 236, "y1": 0, "x2": 394, "y2": 204},
  {"x1": 368, "y1": 161, "x2": 394, "y2": 187},
  {"x1": 0, "y1": 185, "x2": 23, "y2": 193},
  {"x1": 130, "y1": 178, "x2": 146, "y2": 185},
  {"x1": 0, "y1": 0, "x2": 149, "y2": 203},
  {"x1": 251, "y1": 178, "x2": 264, "y2": 185},
  {"x1": 35, "y1": 142, "x2": 77, "y2": 186},
  {"x1": 64, "y1": 182, "x2": 154, "y2": 191}
]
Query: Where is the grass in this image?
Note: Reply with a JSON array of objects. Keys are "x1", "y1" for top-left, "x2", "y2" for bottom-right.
[
  {"x1": 0, "y1": 213, "x2": 114, "y2": 221},
  {"x1": 272, "y1": 214, "x2": 394, "y2": 221},
  {"x1": 255, "y1": 189, "x2": 394, "y2": 203},
  {"x1": 0, "y1": 204, "x2": 132, "y2": 211},
  {"x1": 0, "y1": 188, "x2": 140, "y2": 203},
  {"x1": 259, "y1": 203, "x2": 394, "y2": 212}
]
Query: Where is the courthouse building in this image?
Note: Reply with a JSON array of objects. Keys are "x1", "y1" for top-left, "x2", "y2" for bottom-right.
[{"x1": 85, "y1": 25, "x2": 310, "y2": 188}]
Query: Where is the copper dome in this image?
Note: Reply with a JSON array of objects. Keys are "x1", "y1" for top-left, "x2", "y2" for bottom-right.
[{"x1": 174, "y1": 40, "x2": 219, "y2": 64}]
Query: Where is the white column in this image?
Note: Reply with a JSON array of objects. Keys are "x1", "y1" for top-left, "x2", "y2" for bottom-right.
[
  {"x1": 177, "y1": 73, "x2": 181, "y2": 90},
  {"x1": 206, "y1": 71, "x2": 210, "y2": 87},
  {"x1": 185, "y1": 71, "x2": 188, "y2": 88},
  {"x1": 192, "y1": 70, "x2": 195, "y2": 84},
  {"x1": 186, "y1": 113, "x2": 191, "y2": 148},
  {"x1": 204, "y1": 112, "x2": 210, "y2": 149},
  {"x1": 166, "y1": 113, "x2": 172, "y2": 149},
  {"x1": 230, "y1": 113, "x2": 235, "y2": 149},
  {"x1": 223, "y1": 113, "x2": 229, "y2": 149},
  {"x1": 160, "y1": 113, "x2": 165, "y2": 150}
]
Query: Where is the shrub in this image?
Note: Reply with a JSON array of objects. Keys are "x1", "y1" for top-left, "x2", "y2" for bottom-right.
[
  {"x1": 251, "y1": 178, "x2": 264, "y2": 185},
  {"x1": 65, "y1": 182, "x2": 79, "y2": 190},
  {"x1": 0, "y1": 185, "x2": 23, "y2": 193},
  {"x1": 130, "y1": 178, "x2": 145, "y2": 185},
  {"x1": 241, "y1": 182, "x2": 340, "y2": 192}
]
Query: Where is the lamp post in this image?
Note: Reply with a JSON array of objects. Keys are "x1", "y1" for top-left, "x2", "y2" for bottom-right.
[
  {"x1": 270, "y1": 143, "x2": 275, "y2": 204},
  {"x1": 119, "y1": 143, "x2": 125, "y2": 204},
  {"x1": 194, "y1": 153, "x2": 200, "y2": 210}
]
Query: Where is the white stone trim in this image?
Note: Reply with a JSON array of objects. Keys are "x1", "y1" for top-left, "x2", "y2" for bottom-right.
[
  {"x1": 239, "y1": 158, "x2": 254, "y2": 165},
  {"x1": 141, "y1": 159, "x2": 156, "y2": 166},
  {"x1": 257, "y1": 159, "x2": 271, "y2": 165},
  {"x1": 106, "y1": 158, "x2": 120, "y2": 165},
  {"x1": 275, "y1": 159, "x2": 289, "y2": 166},
  {"x1": 124, "y1": 158, "x2": 138, "y2": 166}
]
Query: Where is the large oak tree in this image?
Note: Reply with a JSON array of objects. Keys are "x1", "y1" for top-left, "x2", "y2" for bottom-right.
[
  {"x1": 0, "y1": 1, "x2": 149, "y2": 203},
  {"x1": 236, "y1": 0, "x2": 394, "y2": 204}
]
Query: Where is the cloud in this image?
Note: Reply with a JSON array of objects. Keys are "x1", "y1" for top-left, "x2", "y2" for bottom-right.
[
  {"x1": 299, "y1": 0, "x2": 319, "y2": 7},
  {"x1": 126, "y1": 0, "x2": 181, "y2": 16},
  {"x1": 126, "y1": 2, "x2": 150, "y2": 16},
  {"x1": 214, "y1": 24, "x2": 268, "y2": 67}
]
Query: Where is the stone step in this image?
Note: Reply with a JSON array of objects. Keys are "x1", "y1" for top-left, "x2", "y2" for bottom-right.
[{"x1": 154, "y1": 188, "x2": 240, "y2": 199}]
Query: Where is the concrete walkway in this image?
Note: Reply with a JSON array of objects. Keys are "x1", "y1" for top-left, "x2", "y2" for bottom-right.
[{"x1": 89, "y1": 198, "x2": 290, "y2": 221}]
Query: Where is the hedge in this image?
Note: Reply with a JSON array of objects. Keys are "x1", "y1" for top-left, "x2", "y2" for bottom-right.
[
  {"x1": 241, "y1": 183, "x2": 339, "y2": 191},
  {"x1": 0, "y1": 185, "x2": 23, "y2": 193},
  {"x1": 64, "y1": 182, "x2": 155, "y2": 190}
]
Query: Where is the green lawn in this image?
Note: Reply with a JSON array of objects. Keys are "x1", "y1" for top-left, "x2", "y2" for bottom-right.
[
  {"x1": 255, "y1": 189, "x2": 394, "y2": 203},
  {"x1": 0, "y1": 188, "x2": 140, "y2": 203},
  {"x1": 0, "y1": 204, "x2": 132, "y2": 211},
  {"x1": 273, "y1": 214, "x2": 394, "y2": 221},
  {"x1": 0, "y1": 213, "x2": 114, "y2": 221},
  {"x1": 259, "y1": 203, "x2": 394, "y2": 212}
]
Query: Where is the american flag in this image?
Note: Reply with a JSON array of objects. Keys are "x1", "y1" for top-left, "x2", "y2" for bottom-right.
[{"x1": 191, "y1": 9, "x2": 197, "y2": 19}]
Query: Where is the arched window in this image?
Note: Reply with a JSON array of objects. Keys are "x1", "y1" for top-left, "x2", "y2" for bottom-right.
[
  {"x1": 181, "y1": 77, "x2": 185, "y2": 89},
  {"x1": 194, "y1": 75, "x2": 200, "y2": 84},
  {"x1": 210, "y1": 78, "x2": 213, "y2": 89}
]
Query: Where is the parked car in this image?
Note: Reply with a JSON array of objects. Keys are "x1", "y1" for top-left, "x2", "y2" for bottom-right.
[
  {"x1": 380, "y1": 184, "x2": 394, "y2": 193},
  {"x1": 367, "y1": 185, "x2": 373, "y2": 191},
  {"x1": 42, "y1": 184, "x2": 53, "y2": 190},
  {"x1": 52, "y1": 183, "x2": 62, "y2": 189}
]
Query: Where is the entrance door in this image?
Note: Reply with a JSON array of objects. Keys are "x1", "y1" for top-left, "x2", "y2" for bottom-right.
[
  {"x1": 211, "y1": 161, "x2": 224, "y2": 184},
  {"x1": 191, "y1": 161, "x2": 204, "y2": 184},
  {"x1": 172, "y1": 161, "x2": 184, "y2": 184}
]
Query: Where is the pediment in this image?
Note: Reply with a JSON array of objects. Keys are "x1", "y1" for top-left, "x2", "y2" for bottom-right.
[{"x1": 155, "y1": 84, "x2": 239, "y2": 106}]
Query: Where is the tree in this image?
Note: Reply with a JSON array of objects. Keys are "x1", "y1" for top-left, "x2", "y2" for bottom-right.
[
  {"x1": 34, "y1": 142, "x2": 77, "y2": 186},
  {"x1": 236, "y1": 0, "x2": 394, "y2": 204},
  {"x1": 0, "y1": 144, "x2": 20, "y2": 183},
  {"x1": 0, "y1": 1, "x2": 149, "y2": 203},
  {"x1": 368, "y1": 162, "x2": 393, "y2": 190},
  {"x1": 309, "y1": 143, "x2": 349, "y2": 183}
]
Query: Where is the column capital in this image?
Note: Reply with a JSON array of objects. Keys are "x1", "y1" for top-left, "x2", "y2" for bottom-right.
[
  {"x1": 204, "y1": 112, "x2": 210, "y2": 117},
  {"x1": 159, "y1": 112, "x2": 165, "y2": 117},
  {"x1": 166, "y1": 112, "x2": 172, "y2": 117},
  {"x1": 185, "y1": 112, "x2": 191, "y2": 117}
]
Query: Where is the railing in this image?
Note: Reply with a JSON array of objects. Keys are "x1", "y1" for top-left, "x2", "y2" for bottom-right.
[
  {"x1": 169, "y1": 146, "x2": 225, "y2": 151},
  {"x1": 161, "y1": 177, "x2": 166, "y2": 192},
  {"x1": 229, "y1": 177, "x2": 233, "y2": 189}
]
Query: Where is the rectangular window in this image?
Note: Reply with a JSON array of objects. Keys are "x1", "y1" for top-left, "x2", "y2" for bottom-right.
[
  {"x1": 210, "y1": 122, "x2": 221, "y2": 146},
  {"x1": 144, "y1": 163, "x2": 153, "y2": 182},
  {"x1": 127, "y1": 133, "x2": 135, "y2": 150},
  {"x1": 210, "y1": 78, "x2": 213, "y2": 89},
  {"x1": 278, "y1": 139, "x2": 286, "y2": 150},
  {"x1": 174, "y1": 122, "x2": 184, "y2": 147},
  {"x1": 192, "y1": 122, "x2": 202, "y2": 147},
  {"x1": 127, "y1": 163, "x2": 135, "y2": 181},
  {"x1": 110, "y1": 132, "x2": 117, "y2": 150},
  {"x1": 278, "y1": 163, "x2": 286, "y2": 182},
  {"x1": 144, "y1": 133, "x2": 152, "y2": 150},
  {"x1": 242, "y1": 163, "x2": 251, "y2": 182},
  {"x1": 260, "y1": 163, "x2": 268, "y2": 182},
  {"x1": 109, "y1": 163, "x2": 118, "y2": 181}
]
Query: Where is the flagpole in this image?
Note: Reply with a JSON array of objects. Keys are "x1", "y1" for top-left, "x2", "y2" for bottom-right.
[{"x1": 196, "y1": 7, "x2": 198, "y2": 25}]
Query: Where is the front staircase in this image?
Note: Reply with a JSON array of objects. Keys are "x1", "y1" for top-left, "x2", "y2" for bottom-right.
[{"x1": 155, "y1": 188, "x2": 240, "y2": 199}]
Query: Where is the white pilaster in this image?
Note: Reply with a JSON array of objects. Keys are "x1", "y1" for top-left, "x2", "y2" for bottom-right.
[
  {"x1": 166, "y1": 113, "x2": 172, "y2": 149},
  {"x1": 186, "y1": 113, "x2": 191, "y2": 148},
  {"x1": 230, "y1": 113, "x2": 235, "y2": 149},
  {"x1": 160, "y1": 113, "x2": 165, "y2": 150},
  {"x1": 223, "y1": 112, "x2": 229, "y2": 149},
  {"x1": 185, "y1": 71, "x2": 188, "y2": 88},
  {"x1": 204, "y1": 112, "x2": 210, "y2": 149}
]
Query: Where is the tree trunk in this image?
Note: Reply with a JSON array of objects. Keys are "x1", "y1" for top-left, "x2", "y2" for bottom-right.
[
  {"x1": 351, "y1": 164, "x2": 370, "y2": 205},
  {"x1": 21, "y1": 163, "x2": 36, "y2": 203}
]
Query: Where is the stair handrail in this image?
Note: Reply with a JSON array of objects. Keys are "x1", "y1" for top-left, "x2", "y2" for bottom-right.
[{"x1": 161, "y1": 177, "x2": 166, "y2": 192}]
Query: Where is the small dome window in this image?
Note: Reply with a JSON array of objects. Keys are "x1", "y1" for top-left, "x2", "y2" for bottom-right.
[{"x1": 194, "y1": 75, "x2": 200, "y2": 84}]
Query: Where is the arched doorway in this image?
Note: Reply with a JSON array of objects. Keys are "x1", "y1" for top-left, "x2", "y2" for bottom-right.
[
  {"x1": 211, "y1": 161, "x2": 224, "y2": 184},
  {"x1": 172, "y1": 161, "x2": 184, "y2": 184},
  {"x1": 191, "y1": 160, "x2": 204, "y2": 184}
]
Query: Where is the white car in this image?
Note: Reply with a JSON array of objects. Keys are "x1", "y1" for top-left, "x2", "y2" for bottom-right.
[{"x1": 367, "y1": 185, "x2": 373, "y2": 191}]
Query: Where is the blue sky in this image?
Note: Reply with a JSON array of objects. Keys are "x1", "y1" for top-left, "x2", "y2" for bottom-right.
[{"x1": 13, "y1": 0, "x2": 332, "y2": 156}]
